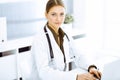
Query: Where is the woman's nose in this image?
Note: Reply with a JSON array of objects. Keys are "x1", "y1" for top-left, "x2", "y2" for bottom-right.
[{"x1": 56, "y1": 16, "x2": 61, "y2": 21}]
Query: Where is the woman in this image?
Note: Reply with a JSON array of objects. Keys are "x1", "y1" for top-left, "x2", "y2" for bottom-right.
[{"x1": 31, "y1": 0, "x2": 101, "y2": 80}]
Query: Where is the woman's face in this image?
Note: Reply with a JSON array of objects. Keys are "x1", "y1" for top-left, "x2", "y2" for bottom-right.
[{"x1": 45, "y1": 5, "x2": 65, "y2": 28}]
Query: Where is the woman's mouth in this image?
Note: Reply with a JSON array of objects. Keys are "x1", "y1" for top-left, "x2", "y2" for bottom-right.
[{"x1": 55, "y1": 22, "x2": 61, "y2": 25}]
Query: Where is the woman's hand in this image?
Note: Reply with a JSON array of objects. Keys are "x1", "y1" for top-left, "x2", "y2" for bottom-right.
[
  {"x1": 89, "y1": 68, "x2": 102, "y2": 80},
  {"x1": 77, "y1": 73, "x2": 97, "y2": 80}
]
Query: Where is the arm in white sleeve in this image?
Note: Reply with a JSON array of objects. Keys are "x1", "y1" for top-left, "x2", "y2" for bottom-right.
[{"x1": 68, "y1": 34, "x2": 93, "y2": 71}]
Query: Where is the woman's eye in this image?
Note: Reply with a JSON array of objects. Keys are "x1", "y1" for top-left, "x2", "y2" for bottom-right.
[
  {"x1": 60, "y1": 13, "x2": 65, "y2": 16},
  {"x1": 51, "y1": 13, "x2": 65, "y2": 17},
  {"x1": 61, "y1": 13, "x2": 64, "y2": 15},
  {"x1": 51, "y1": 13, "x2": 56, "y2": 16}
]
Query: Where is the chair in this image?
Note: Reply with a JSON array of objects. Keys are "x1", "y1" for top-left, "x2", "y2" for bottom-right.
[{"x1": 19, "y1": 51, "x2": 40, "y2": 80}]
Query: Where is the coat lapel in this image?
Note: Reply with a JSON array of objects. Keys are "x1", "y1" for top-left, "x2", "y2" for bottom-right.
[{"x1": 46, "y1": 27, "x2": 65, "y2": 70}]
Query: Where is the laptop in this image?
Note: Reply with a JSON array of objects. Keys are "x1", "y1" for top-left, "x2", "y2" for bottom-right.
[{"x1": 101, "y1": 59, "x2": 120, "y2": 80}]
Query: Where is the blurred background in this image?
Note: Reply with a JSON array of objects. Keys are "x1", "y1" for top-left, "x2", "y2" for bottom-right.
[
  {"x1": 1, "y1": 0, "x2": 119, "y2": 58},
  {"x1": 0, "y1": 0, "x2": 120, "y2": 79}
]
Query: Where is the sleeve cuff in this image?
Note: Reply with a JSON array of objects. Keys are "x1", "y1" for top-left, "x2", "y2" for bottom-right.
[{"x1": 88, "y1": 64, "x2": 97, "y2": 72}]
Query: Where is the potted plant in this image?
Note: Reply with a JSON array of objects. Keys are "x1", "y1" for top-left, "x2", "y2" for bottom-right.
[
  {"x1": 64, "y1": 13, "x2": 74, "y2": 24},
  {"x1": 63, "y1": 13, "x2": 74, "y2": 31}
]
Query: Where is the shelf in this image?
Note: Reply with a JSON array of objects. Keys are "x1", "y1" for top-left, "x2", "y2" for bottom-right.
[{"x1": 0, "y1": 36, "x2": 33, "y2": 52}]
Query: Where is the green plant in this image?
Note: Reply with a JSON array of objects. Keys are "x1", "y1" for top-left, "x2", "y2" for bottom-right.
[{"x1": 64, "y1": 13, "x2": 74, "y2": 24}]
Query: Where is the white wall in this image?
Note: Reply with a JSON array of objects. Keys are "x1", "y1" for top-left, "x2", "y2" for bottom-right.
[
  {"x1": 74, "y1": 0, "x2": 104, "y2": 58},
  {"x1": 0, "y1": 0, "x2": 46, "y2": 3},
  {"x1": 0, "y1": 0, "x2": 33, "y2": 3},
  {"x1": 85, "y1": 0, "x2": 104, "y2": 50},
  {"x1": 0, "y1": 0, "x2": 47, "y2": 40},
  {"x1": 103, "y1": 0, "x2": 120, "y2": 56},
  {"x1": 74, "y1": 0, "x2": 120, "y2": 59},
  {"x1": 73, "y1": 0, "x2": 85, "y2": 29}
]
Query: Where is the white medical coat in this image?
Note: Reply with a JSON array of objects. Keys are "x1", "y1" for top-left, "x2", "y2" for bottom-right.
[{"x1": 31, "y1": 25, "x2": 92, "y2": 80}]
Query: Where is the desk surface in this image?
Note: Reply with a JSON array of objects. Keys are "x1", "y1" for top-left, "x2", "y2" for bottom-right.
[{"x1": 0, "y1": 36, "x2": 33, "y2": 52}]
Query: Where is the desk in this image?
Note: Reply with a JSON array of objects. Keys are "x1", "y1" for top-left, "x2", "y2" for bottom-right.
[{"x1": 0, "y1": 36, "x2": 33, "y2": 80}]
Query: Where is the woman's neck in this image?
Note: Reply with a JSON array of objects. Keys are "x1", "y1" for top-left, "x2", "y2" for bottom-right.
[{"x1": 48, "y1": 23, "x2": 59, "y2": 34}]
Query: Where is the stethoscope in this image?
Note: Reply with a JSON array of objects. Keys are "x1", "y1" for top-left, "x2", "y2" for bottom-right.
[
  {"x1": 44, "y1": 25, "x2": 70, "y2": 62},
  {"x1": 44, "y1": 25, "x2": 75, "y2": 71}
]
